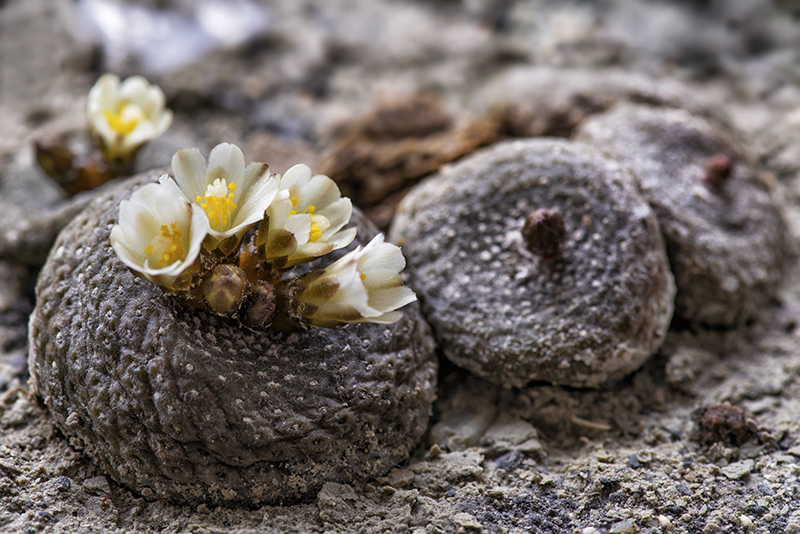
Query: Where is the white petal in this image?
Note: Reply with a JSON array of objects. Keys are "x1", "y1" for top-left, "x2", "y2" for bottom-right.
[
  {"x1": 87, "y1": 74, "x2": 119, "y2": 115},
  {"x1": 284, "y1": 214, "x2": 312, "y2": 245},
  {"x1": 328, "y1": 227, "x2": 357, "y2": 249},
  {"x1": 119, "y1": 76, "x2": 151, "y2": 106},
  {"x1": 171, "y1": 148, "x2": 208, "y2": 200},
  {"x1": 279, "y1": 164, "x2": 312, "y2": 193},
  {"x1": 110, "y1": 226, "x2": 147, "y2": 270},
  {"x1": 368, "y1": 286, "x2": 416, "y2": 312},
  {"x1": 117, "y1": 201, "x2": 158, "y2": 252},
  {"x1": 207, "y1": 143, "x2": 246, "y2": 183},
  {"x1": 124, "y1": 121, "x2": 156, "y2": 149},
  {"x1": 351, "y1": 311, "x2": 404, "y2": 324},
  {"x1": 232, "y1": 170, "x2": 277, "y2": 228},
  {"x1": 357, "y1": 235, "x2": 406, "y2": 274},
  {"x1": 319, "y1": 198, "x2": 353, "y2": 237},
  {"x1": 150, "y1": 110, "x2": 173, "y2": 137},
  {"x1": 267, "y1": 191, "x2": 293, "y2": 221},
  {"x1": 304, "y1": 174, "x2": 341, "y2": 209}
]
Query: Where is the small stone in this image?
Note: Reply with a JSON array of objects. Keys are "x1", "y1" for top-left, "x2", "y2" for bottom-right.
[
  {"x1": 452, "y1": 512, "x2": 482, "y2": 531},
  {"x1": 430, "y1": 402, "x2": 497, "y2": 451},
  {"x1": 82, "y1": 476, "x2": 110, "y2": 495},
  {"x1": 480, "y1": 418, "x2": 542, "y2": 456},
  {"x1": 53, "y1": 476, "x2": 71, "y2": 492},
  {"x1": 386, "y1": 469, "x2": 415, "y2": 488},
  {"x1": 665, "y1": 347, "x2": 716, "y2": 390},
  {"x1": 609, "y1": 519, "x2": 638, "y2": 534},
  {"x1": 721, "y1": 459, "x2": 754, "y2": 480}
]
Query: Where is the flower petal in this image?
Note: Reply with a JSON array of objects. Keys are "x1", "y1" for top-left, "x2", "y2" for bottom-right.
[
  {"x1": 171, "y1": 148, "x2": 208, "y2": 200},
  {"x1": 207, "y1": 143, "x2": 246, "y2": 184},
  {"x1": 279, "y1": 164, "x2": 312, "y2": 193}
]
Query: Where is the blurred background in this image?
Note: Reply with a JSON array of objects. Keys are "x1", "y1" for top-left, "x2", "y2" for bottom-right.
[{"x1": 2, "y1": 0, "x2": 800, "y2": 229}]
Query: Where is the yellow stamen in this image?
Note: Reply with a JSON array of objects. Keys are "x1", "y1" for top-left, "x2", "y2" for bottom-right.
[
  {"x1": 309, "y1": 224, "x2": 322, "y2": 242},
  {"x1": 103, "y1": 102, "x2": 142, "y2": 136},
  {"x1": 288, "y1": 196, "x2": 300, "y2": 215},
  {"x1": 143, "y1": 222, "x2": 184, "y2": 267},
  {"x1": 360, "y1": 273, "x2": 366, "y2": 281},
  {"x1": 200, "y1": 180, "x2": 238, "y2": 231}
]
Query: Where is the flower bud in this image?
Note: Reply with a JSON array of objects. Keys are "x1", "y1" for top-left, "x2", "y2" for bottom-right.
[
  {"x1": 202, "y1": 264, "x2": 248, "y2": 316},
  {"x1": 240, "y1": 281, "x2": 277, "y2": 330}
]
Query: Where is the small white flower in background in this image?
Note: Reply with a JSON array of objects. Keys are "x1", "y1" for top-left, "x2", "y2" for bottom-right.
[
  {"x1": 87, "y1": 74, "x2": 173, "y2": 161},
  {"x1": 172, "y1": 143, "x2": 277, "y2": 250},
  {"x1": 110, "y1": 175, "x2": 208, "y2": 289},
  {"x1": 298, "y1": 234, "x2": 417, "y2": 327},
  {"x1": 261, "y1": 164, "x2": 356, "y2": 268}
]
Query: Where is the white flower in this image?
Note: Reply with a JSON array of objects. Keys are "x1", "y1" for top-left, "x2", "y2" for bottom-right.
[
  {"x1": 87, "y1": 74, "x2": 173, "y2": 161},
  {"x1": 298, "y1": 234, "x2": 416, "y2": 327},
  {"x1": 171, "y1": 143, "x2": 277, "y2": 250},
  {"x1": 110, "y1": 175, "x2": 208, "y2": 289},
  {"x1": 259, "y1": 164, "x2": 356, "y2": 269}
]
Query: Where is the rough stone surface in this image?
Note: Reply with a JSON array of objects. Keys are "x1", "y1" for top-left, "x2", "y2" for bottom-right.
[
  {"x1": 576, "y1": 104, "x2": 788, "y2": 325},
  {"x1": 27, "y1": 172, "x2": 438, "y2": 506},
  {"x1": 390, "y1": 138, "x2": 675, "y2": 388}
]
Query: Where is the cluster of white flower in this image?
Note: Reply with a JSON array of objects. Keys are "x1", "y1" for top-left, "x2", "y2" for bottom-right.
[{"x1": 110, "y1": 143, "x2": 415, "y2": 329}]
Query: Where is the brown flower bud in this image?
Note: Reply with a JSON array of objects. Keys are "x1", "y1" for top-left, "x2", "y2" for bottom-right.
[
  {"x1": 521, "y1": 209, "x2": 566, "y2": 260},
  {"x1": 240, "y1": 281, "x2": 277, "y2": 330},
  {"x1": 202, "y1": 264, "x2": 248, "y2": 316}
]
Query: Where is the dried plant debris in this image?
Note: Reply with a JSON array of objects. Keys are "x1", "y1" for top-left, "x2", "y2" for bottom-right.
[
  {"x1": 319, "y1": 92, "x2": 501, "y2": 228},
  {"x1": 391, "y1": 138, "x2": 675, "y2": 388},
  {"x1": 27, "y1": 172, "x2": 438, "y2": 507},
  {"x1": 691, "y1": 403, "x2": 759, "y2": 448},
  {"x1": 576, "y1": 104, "x2": 788, "y2": 326}
]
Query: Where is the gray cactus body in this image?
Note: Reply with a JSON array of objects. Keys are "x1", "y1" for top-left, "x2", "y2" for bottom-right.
[
  {"x1": 576, "y1": 104, "x2": 788, "y2": 326},
  {"x1": 28, "y1": 171, "x2": 438, "y2": 506},
  {"x1": 390, "y1": 138, "x2": 675, "y2": 388}
]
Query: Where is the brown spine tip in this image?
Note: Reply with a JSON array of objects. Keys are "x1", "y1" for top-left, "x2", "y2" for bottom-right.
[
  {"x1": 703, "y1": 154, "x2": 733, "y2": 188},
  {"x1": 521, "y1": 208, "x2": 566, "y2": 260}
]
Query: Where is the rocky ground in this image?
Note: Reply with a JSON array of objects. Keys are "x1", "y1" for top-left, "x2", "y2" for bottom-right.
[{"x1": 3, "y1": 0, "x2": 800, "y2": 532}]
